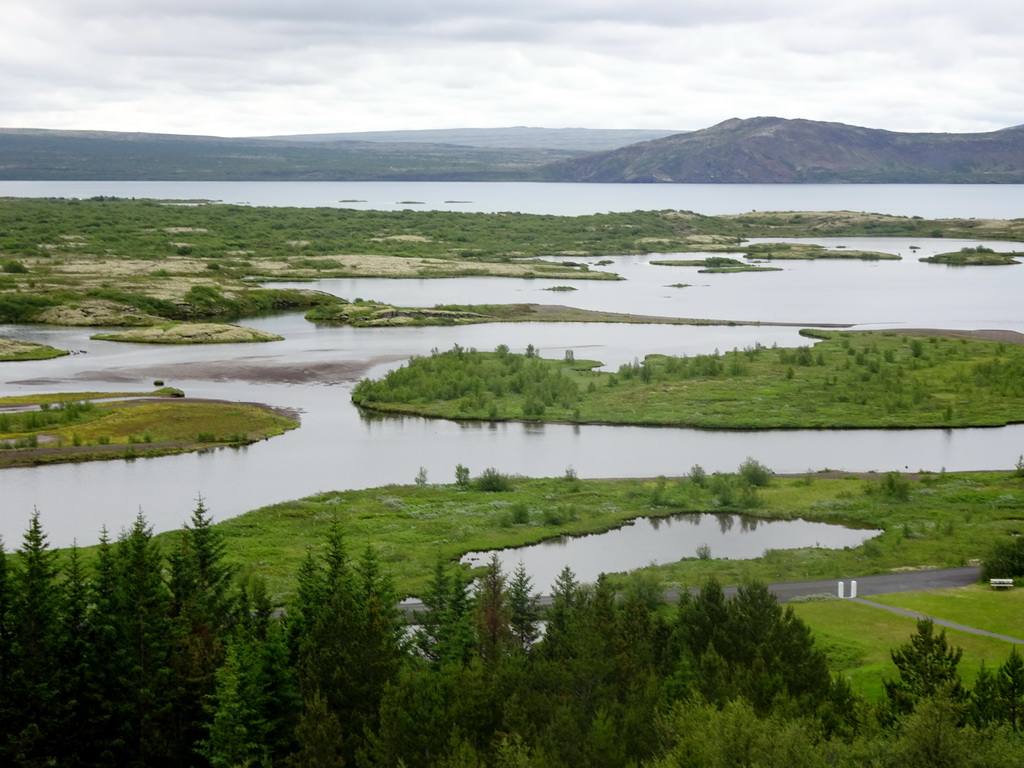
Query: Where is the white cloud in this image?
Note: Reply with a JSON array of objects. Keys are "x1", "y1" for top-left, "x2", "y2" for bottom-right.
[{"x1": 1, "y1": 0, "x2": 1021, "y2": 135}]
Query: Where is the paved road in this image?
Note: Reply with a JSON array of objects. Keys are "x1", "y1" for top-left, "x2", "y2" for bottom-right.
[{"x1": 402, "y1": 566, "x2": 984, "y2": 621}]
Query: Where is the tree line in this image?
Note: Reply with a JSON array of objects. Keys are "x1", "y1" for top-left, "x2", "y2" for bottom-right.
[{"x1": 2, "y1": 503, "x2": 1024, "y2": 767}]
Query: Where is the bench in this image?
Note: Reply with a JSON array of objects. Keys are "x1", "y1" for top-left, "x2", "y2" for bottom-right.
[{"x1": 990, "y1": 578, "x2": 1014, "y2": 589}]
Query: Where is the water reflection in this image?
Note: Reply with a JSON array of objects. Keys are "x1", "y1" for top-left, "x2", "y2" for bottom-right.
[{"x1": 461, "y1": 513, "x2": 882, "y2": 592}]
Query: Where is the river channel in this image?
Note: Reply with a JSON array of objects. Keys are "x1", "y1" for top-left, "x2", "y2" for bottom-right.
[{"x1": 3, "y1": 183, "x2": 1024, "y2": 559}]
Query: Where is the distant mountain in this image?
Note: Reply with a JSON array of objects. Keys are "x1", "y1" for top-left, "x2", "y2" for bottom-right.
[
  {"x1": 543, "y1": 117, "x2": 1024, "y2": 183},
  {"x1": 4, "y1": 120, "x2": 1023, "y2": 183},
  {"x1": 257, "y1": 127, "x2": 684, "y2": 152},
  {"x1": 0, "y1": 127, "x2": 680, "y2": 181},
  {"x1": 0, "y1": 128, "x2": 585, "y2": 181}
]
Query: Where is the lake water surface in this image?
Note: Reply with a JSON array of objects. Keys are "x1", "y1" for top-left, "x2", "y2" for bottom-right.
[
  {"x1": 3, "y1": 182, "x2": 1023, "y2": 556},
  {"x1": 462, "y1": 514, "x2": 883, "y2": 592},
  {"x1": 2, "y1": 180, "x2": 1023, "y2": 218}
]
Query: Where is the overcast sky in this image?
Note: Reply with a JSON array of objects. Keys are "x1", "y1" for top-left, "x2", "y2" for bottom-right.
[{"x1": 3, "y1": 1, "x2": 1022, "y2": 137}]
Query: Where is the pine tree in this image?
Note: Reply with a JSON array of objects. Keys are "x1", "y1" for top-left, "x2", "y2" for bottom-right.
[
  {"x1": 291, "y1": 528, "x2": 403, "y2": 764},
  {"x1": 4, "y1": 511, "x2": 63, "y2": 764},
  {"x1": 506, "y1": 562, "x2": 541, "y2": 655},
  {"x1": 113, "y1": 513, "x2": 176, "y2": 767},
  {"x1": 884, "y1": 618, "x2": 966, "y2": 720},
  {"x1": 288, "y1": 691, "x2": 346, "y2": 768},
  {"x1": 0, "y1": 539, "x2": 12, "y2": 753},
  {"x1": 167, "y1": 498, "x2": 237, "y2": 767},
  {"x1": 473, "y1": 554, "x2": 512, "y2": 665},
  {"x1": 540, "y1": 566, "x2": 581, "y2": 661},
  {"x1": 414, "y1": 558, "x2": 475, "y2": 666},
  {"x1": 997, "y1": 648, "x2": 1024, "y2": 731},
  {"x1": 53, "y1": 544, "x2": 95, "y2": 764}
]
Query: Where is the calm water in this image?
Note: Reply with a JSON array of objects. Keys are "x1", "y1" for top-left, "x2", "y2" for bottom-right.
[
  {"x1": 3, "y1": 181, "x2": 1024, "y2": 552},
  {"x1": 462, "y1": 514, "x2": 883, "y2": 592},
  {"x1": 2, "y1": 180, "x2": 1024, "y2": 218}
]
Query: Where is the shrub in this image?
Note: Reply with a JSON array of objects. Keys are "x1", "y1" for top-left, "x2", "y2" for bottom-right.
[
  {"x1": 738, "y1": 457, "x2": 772, "y2": 487},
  {"x1": 689, "y1": 464, "x2": 707, "y2": 487},
  {"x1": 475, "y1": 467, "x2": 513, "y2": 492},
  {"x1": 509, "y1": 502, "x2": 530, "y2": 524},
  {"x1": 981, "y1": 537, "x2": 1024, "y2": 581},
  {"x1": 879, "y1": 471, "x2": 912, "y2": 502},
  {"x1": 2, "y1": 259, "x2": 29, "y2": 274}
]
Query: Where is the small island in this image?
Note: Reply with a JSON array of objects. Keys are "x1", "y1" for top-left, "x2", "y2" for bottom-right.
[
  {"x1": 742, "y1": 242, "x2": 899, "y2": 260},
  {"x1": 91, "y1": 322, "x2": 283, "y2": 344},
  {"x1": 352, "y1": 330, "x2": 1024, "y2": 429},
  {"x1": 0, "y1": 390, "x2": 298, "y2": 467},
  {"x1": 919, "y1": 246, "x2": 1022, "y2": 266},
  {"x1": 0, "y1": 337, "x2": 69, "y2": 361}
]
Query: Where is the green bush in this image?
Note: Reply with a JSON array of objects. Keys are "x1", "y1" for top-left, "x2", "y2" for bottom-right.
[
  {"x1": 2, "y1": 259, "x2": 28, "y2": 274},
  {"x1": 980, "y1": 537, "x2": 1024, "y2": 581},
  {"x1": 738, "y1": 457, "x2": 772, "y2": 487},
  {"x1": 475, "y1": 467, "x2": 513, "y2": 492}
]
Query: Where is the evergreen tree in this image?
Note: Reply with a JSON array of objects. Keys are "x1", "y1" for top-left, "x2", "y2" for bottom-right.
[
  {"x1": 288, "y1": 691, "x2": 346, "y2": 768},
  {"x1": 0, "y1": 539, "x2": 12, "y2": 754},
  {"x1": 883, "y1": 618, "x2": 966, "y2": 721},
  {"x1": 997, "y1": 648, "x2": 1024, "y2": 731},
  {"x1": 506, "y1": 562, "x2": 541, "y2": 655},
  {"x1": 53, "y1": 544, "x2": 96, "y2": 764},
  {"x1": 4, "y1": 511, "x2": 63, "y2": 764},
  {"x1": 112, "y1": 513, "x2": 176, "y2": 767},
  {"x1": 167, "y1": 498, "x2": 237, "y2": 767},
  {"x1": 414, "y1": 558, "x2": 475, "y2": 666},
  {"x1": 201, "y1": 641, "x2": 261, "y2": 768},
  {"x1": 78, "y1": 527, "x2": 138, "y2": 766},
  {"x1": 539, "y1": 566, "x2": 581, "y2": 661},
  {"x1": 473, "y1": 554, "x2": 512, "y2": 665},
  {"x1": 291, "y1": 528, "x2": 403, "y2": 764}
]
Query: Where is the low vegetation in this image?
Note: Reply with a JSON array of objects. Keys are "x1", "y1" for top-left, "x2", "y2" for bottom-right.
[
  {"x1": 743, "y1": 242, "x2": 900, "y2": 260},
  {"x1": 0, "y1": 336, "x2": 68, "y2": 360},
  {"x1": 2, "y1": 198, "x2": 1024, "y2": 330},
  {"x1": 0, "y1": 391, "x2": 297, "y2": 466},
  {"x1": 306, "y1": 299, "x2": 769, "y2": 328},
  {"x1": 352, "y1": 331, "x2": 1024, "y2": 429},
  {"x1": 919, "y1": 245, "x2": 1023, "y2": 266},
  {"x1": 90, "y1": 322, "x2": 283, "y2": 344},
  {"x1": 91, "y1": 466, "x2": 1021, "y2": 601}
]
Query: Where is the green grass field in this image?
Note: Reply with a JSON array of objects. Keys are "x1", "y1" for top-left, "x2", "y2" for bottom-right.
[{"x1": 792, "y1": 590, "x2": 1022, "y2": 700}]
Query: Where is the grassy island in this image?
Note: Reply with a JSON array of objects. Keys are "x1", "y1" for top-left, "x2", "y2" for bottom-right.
[
  {"x1": 919, "y1": 246, "x2": 1022, "y2": 266},
  {"x1": 743, "y1": 242, "x2": 900, "y2": 260},
  {"x1": 90, "y1": 322, "x2": 283, "y2": 344},
  {"x1": 305, "y1": 300, "x2": 797, "y2": 328},
  {"x1": 352, "y1": 331, "x2": 1024, "y2": 429},
  {"x1": 0, "y1": 336, "x2": 68, "y2": 361},
  {"x1": 0, "y1": 391, "x2": 297, "y2": 467},
  {"x1": 649, "y1": 257, "x2": 747, "y2": 267}
]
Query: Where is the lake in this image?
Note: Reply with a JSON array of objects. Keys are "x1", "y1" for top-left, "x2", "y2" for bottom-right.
[
  {"x1": 461, "y1": 513, "x2": 883, "y2": 592},
  {"x1": 2, "y1": 179, "x2": 1024, "y2": 218},
  {"x1": 3, "y1": 181, "x2": 1024, "y2": 551}
]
